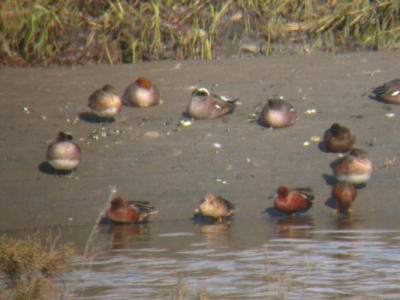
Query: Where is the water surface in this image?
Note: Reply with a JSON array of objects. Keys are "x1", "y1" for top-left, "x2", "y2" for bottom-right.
[{"x1": 65, "y1": 213, "x2": 400, "y2": 299}]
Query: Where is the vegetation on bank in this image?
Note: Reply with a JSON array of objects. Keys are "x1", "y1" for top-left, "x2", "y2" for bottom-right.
[
  {"x1": 0, "y1": 0, "x2": 399, "y2": 65},
  {"x1": 0, "y1": 234, "x2": 74, "y2": 300},
  {"x1": 0, "y1": 0, "x2": 400, "y2": 65}
]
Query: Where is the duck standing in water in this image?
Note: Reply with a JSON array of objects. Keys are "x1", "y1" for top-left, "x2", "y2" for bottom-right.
[
  {"x1": 46, "y1": 131, "x2": 81, "y2": 171},
  {"x1": 372, "y1": 79, "x2": 400, "y2": 104},
  {"x1": 196, "y1": 193, "x2": 235, "y2": 222},
  {"x1": 273, "y1": 186, "x2": 314, "y2": 215},
  {"x1": 122, "y1": 77, "x2": 160, "y2": 107},
  {"x1": 331, "y1": 182, "x2": 357, "y2": 214},
  {"x1": 331, "y1": 148, "x2": 373, "y2": 184},
  {"x1": 259, "y1": 98, "x2": 297, "y2": 128},
  {"x1": 322, "y1": 123, "x2": 355, "y2": 153},
  {"x1": 88, "y1": 84, "x2": 122, "y2": 119},
  {"x1": 106, "y1": 197, "x2": 158, "y2": 224},
  {"x1": 187, "y1": 87, "x2": 237, "y2": 119}
]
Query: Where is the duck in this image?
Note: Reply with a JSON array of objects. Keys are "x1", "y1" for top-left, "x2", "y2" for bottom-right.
[
  {"x1": 187, "y1": 87, "x2": 237, "y2": 119},
  {"x1": 106, "y1": 197, "x2": 158, "y2": 224},
  {"x1": 196, "y1": 193, "x2": 235, "y2": 222},
  {"x1": 259, "y1": 98, "x2": 297, "y2": 128},
  {"x1": 88, "y1": 84, "x2": 122, "y2": 118},
  {"x1": 322, "y1": 123, "x2": 355, "y2": 153},
  {"x1": 331, "y1": 148, "x2": 373, "y2": 184},
  {"x1": 122, "y1": 77, "x2": 160, "y2": 107},
  {"x1": 331, "y1": 182, "x2": 357, "y2": 214},
  {"x1": 273, "y1": 186, "x2": 313, "y2": 215},
  {"x1": 372, "y1": 79, "x2": 400, "y2": 104},
  {"x1": 46, "y1": 132, "x2": 81, "y2": 171}
]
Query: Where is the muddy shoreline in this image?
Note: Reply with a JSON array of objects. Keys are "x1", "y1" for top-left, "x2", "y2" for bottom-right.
[{"x1": 1, "y1": 51, "x2": 400, "y2": 231}]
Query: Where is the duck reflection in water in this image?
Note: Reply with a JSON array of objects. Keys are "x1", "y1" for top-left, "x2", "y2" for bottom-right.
[
  {"x1": 98, "y1": 221, "x2": 152, "y2": 249},
  {"x1": 108, "y1": 224, "x2": 151, "y2": 249},
  {"x1": 334, "y1": 214, "x2": 358, "y2": 231},
  {"x1": 328, "y1": 214, "x2": 360, "y2": 243},
  {"x1": 275, "y1": 215, "x2": 314, "y2": 239},
  {"x1": 198, "y1": 222, "x2": 232, "y2": 246}
]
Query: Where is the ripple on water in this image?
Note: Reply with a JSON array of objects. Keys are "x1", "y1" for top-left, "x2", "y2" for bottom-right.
[
  {"x1": 158, "y1": 232, "x2": 194, "y2": 237},
  {"x1": 68, "y1": 222, "x2": 400, "y2": 299}
]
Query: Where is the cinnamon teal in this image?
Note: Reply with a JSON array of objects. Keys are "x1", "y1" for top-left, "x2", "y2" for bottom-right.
[
  {"x1": 273, "y1": 186, "x2": 313, "y2": 215},
  {"x1": 106, "y1": 197, "x2": 158, "y2": 224}
]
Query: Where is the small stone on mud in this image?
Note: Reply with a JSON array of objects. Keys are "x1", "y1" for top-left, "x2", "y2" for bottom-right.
[
  {"x1": 180, "y1": 119, "x2": 192, "y2": 127},
  {"x1": 213, "y1": 143, "x2": 222, "y2": 148},
  {"x1": 385, "y1": 112, "x2": 395, "y2": 118},
  {"x1": 172, "y1": 63, "x2": 181, "y2": 70},
  {"x1": 216, "y1": 178, "x2": 228, "y2": 184},
  {"x1": 309, "y1": 136, "x2": 321, "y2": 142},
  {"x1": 172, "y1": 149, "x2": 182, "y2": 157},
  {"x1": 144, "y1": 131, "x2": 161, "y2": 138},
  {"x1": 304, "y1": 108, "x2": 317, "y2": 114}
]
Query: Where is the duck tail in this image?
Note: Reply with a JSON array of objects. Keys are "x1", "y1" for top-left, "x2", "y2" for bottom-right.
[
  {"x1": 372, "y1": 85, "x2": 385, "y2": 96},
  {"x1": 138, "y1": 209, "x2": 159, "y2": 222}
]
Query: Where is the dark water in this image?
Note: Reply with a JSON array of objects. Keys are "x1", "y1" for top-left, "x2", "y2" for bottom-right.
[{"x1": 61, "y1": 212, "x2": 400, "y2": 299}]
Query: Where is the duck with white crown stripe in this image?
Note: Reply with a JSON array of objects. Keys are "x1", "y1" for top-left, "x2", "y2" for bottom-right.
[
  {"x1": 372, "y1": 79, "x2": 400, "y2": 104},
  {"x1": 186, "y1": 87, "x2": 238, "y2": 119}
]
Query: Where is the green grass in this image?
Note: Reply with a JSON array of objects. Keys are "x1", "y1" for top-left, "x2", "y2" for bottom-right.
[
  {"x1": 0, "y1": 0, "x2": 399, "y2": 65},
  {"x1": 0, "y1": 233, "x2": 75, "y2": 300}
]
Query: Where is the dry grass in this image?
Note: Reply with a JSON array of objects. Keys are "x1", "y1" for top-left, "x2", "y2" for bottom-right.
[
  {"x1": 169, "y1": 278, "x2": 209, "y2": 300},
  {"x1": 0, "y1": 233, "x2": 75, "y2": 300},
  {"x1": 0, "y1": 0, "x2": 399, "y2": 66},
  {"x1": 0, "y1": 186, "x2": 115, "y2": 300}
]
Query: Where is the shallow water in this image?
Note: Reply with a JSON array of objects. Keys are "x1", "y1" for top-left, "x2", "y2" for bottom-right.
[{"x1": 62, "y1": 213, "x2": 400, "y2": 299}]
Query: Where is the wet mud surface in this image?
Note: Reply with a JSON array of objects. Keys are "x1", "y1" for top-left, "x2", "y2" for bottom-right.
[{"x1": 1, "y1": 51, "x2": 400, "y2": 230}]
